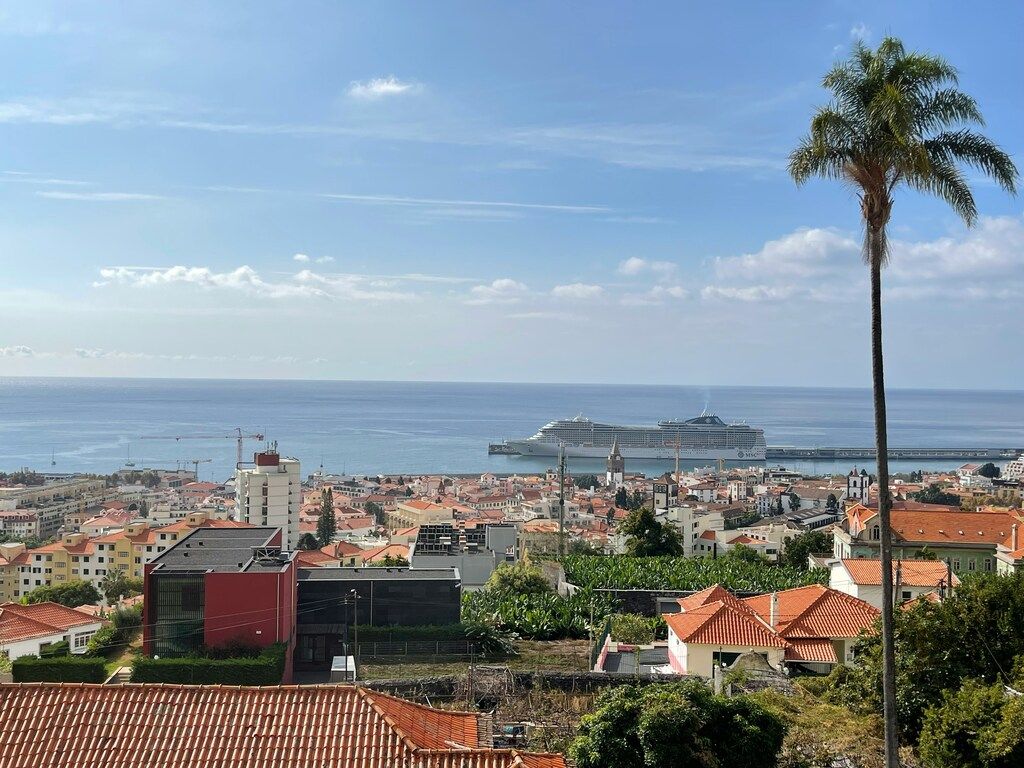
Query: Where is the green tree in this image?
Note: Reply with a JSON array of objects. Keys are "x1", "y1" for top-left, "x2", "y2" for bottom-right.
[
  {"x1": 99, "y1": 568, "x2": 143, "y2": 603},
  {"x1": 919, "y1": 678, "x2": 1024, "y2": 768},
  {"x1": 978, "y1": 463, "x2": 1001, "y2": 479},
  {"x1": 720, "y1": 543, "x2": 768, "y2": 565},
  {"x1": 913, "y1": 483, "x2": 962, "y2": 506},
  {"x1": 614, "y1": 486, "x2": 629, "y2": 508},
  {"x1": 780, "y1": 529, "x2": 833, "y2": 570},
  {"x1": 575, "y1": 474, "x2": 600, "y2": 490},
  {"x1": 23, "y1": 579, "x2": 101, "y2": 608},
  {"x1": 364, "y1": 501, "x2": 385, "y2": 526},
  {"x1": 788, "y1": 492, "x2": 801, "y2": 512},
  {"x1": 296, "y1": 533, "x2": 319, "y2": 550},
  {"x1": 789, "y1": 37, "x2": 1017, "y2": 765},
  {"x1": 570, "y1": 681, "x2": 786, "y2": 768},
  {"x1": 485, "y1": 562, "x2": 552, "y2": 595},
  {"x1": 316, "y1": 487, "x2": 336, "y2": 546},
  {"x1": 619, "y1": 508, "x2": 684, "y2": 557},
  {"x1": 631, "y1": 489, "x2": 645, "y2": 511}
]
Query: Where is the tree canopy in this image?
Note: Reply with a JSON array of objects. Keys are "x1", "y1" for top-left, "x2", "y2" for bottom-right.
[
  {"x1": 574, "y1": 474, "x2": 600, "y2": 490},
  {"x1": 23, "y1": 579, "x2": 101, "y2": 608},
  {"x1": 485, "y1": 562, "x2": 552, "y2": 595},
  {"x1": 570, "y1": 682, "x2": 786, "y2": 768},
  {"x1": 913, "y1": 483, "x2": 962, "y2": 507},
  {"x1": 780, "y1": 529, "x2": 833, "y2": 570},
  {"x1": 618, "y1": 508, "x2": 684, "y2": 557},
  {"x1": 316, "y1": 487, "x2": 336, "y2": 546}
]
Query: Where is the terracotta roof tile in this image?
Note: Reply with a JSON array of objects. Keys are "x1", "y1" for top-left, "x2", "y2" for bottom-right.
[
  {"x1": 664, "y1": 600, "x2": 786, "y2": 649},
  {"x1": 784, "y1": 638, "x2": 838, "y2": 663},
  {"x1": 0, "y1": 602, "x2": 101, "y2": 643},
  {"x1": 840, "y1": 558, "x2": 959, "y2": 587},
  {"x1": 0, "y1": 684, "x2": 566, "y2": 768},
  {"x1": 744, "y1": 585, "x2": 879, "y2": 639}
]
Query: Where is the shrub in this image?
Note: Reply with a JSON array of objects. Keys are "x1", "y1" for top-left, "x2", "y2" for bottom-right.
[
  {"x1": 130, "y1": 643, "x2": 286, "y2": 685},
  {"x1": 22, "y1": 579, "x2": 101, "y2": 608},
  {"x1": 485, "y1": 562, "x2": 552, "y2": 595},
  {"x1": 462, "y1": 588, "x2": 616, "y2": 640},
  {"x1": 87, "y1": 603, "x2": 143, "y2": 657},
  {"x1": 610, "y1": 614, "x2": 657, "y2": 645},
  {"x1": 12, "y1": 655, "x2": 106, "y2": 683},
  {"x1": 39, "y1": 640, "x2": 70, "y2": 658}
]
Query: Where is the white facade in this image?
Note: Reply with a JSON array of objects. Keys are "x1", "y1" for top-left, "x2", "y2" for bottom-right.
[
  {"x1": 235, "y1": 451, "x2": 301, "y2": 549},
  {"x1": 1004, "y1": 455, "x2": 1024, "y2": 481}
]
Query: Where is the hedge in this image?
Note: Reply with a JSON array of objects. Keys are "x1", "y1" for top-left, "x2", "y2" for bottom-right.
[
  {"x1": 13, "y1": 655, "x2": 107, "y2": 683},
  {"x1": 131, "y1": 643, "x2": 286, "y2": 685}
]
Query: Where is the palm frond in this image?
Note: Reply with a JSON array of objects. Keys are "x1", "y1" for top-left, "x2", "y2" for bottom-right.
[{"x1": 925, "y1": 130, "x2": 1019, "y2": 194}]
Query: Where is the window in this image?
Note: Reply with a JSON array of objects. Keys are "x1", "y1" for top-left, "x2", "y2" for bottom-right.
[
  {"x1": 968, "y1": 559, "x2": 976, "y2": 571},
  {"x1": 73, "y1": 630, "x2": 96, "y2": 650},
  {"x1": 870, "y1": 526, "x2": 880, "y2": 541},
  {"x1": 984, "y1": 558, "x2": 993, "y2": 572},
  {"x1": 953, "y1": 558, "x2": 961, "y2": 571},
  {"x1": 902, "y1": 590, "x2": 912, "y2": 600}
]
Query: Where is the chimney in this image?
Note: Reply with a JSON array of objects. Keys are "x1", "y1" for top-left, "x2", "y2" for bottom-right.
[
  {"x1": 1013, "y1": 524, "x2": 1019, "y2": 551},
  {"x1": 769, "y1": 592, "x2": 779, "y2": 628}
]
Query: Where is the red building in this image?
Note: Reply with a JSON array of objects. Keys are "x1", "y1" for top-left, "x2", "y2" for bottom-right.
[{"x1": 143, "y1": 527, "x2": 297, "y2": 682}]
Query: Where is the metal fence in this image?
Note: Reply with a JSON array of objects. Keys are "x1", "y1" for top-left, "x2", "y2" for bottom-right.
[{"x1": 356, "y1": 640, "x2": 479, "y2": 659}]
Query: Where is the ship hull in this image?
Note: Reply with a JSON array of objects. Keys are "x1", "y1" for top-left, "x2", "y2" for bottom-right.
[{"x1": 505, "y1": 440, "x2": 766, "y2": 461}]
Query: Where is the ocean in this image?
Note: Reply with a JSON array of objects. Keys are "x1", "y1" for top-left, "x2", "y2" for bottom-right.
[{"x1": 1, "y1": 377, "x2": 1022, "y2": 481}]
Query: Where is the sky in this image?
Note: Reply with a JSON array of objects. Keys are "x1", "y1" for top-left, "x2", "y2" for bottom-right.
[{"x1": 0, "y1": 1, "x2": 1021, "y2": 388}]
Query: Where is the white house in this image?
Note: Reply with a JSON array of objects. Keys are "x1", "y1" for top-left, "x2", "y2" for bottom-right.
[
  {"x1": 0, "y1": 601, "x2": 106, "y2": 660},
  {"x1": 829, "y1": 558, "x2": 958, "y2": 610}
]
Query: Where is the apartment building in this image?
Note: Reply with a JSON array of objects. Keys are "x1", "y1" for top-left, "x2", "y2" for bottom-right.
[{"x1": 235, "y1": 449, "x2": 301, "y2": 549}]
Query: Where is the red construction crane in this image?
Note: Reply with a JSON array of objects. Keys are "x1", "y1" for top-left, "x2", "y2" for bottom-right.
[{"x1": 138, "y1": 428, "x2": 265, "y2": 466}]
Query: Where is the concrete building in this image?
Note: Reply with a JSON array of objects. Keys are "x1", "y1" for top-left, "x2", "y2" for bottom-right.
[
  {"x1": 409, "y1": 523, "x2": 518, "y2": 589},
  {"x1": 235, "y1": 448, "x2": 301, "y2": 549}
]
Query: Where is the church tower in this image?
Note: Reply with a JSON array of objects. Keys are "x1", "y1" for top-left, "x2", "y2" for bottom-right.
[
  {"x1": 606, "y1": 436, "x2": 625, "y2": 489},
  {"x1": 847, "y1": 467, "x2": 870, "y2": 502}
]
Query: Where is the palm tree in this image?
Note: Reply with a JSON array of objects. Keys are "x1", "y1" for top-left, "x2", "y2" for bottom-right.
[{"x1": 790, "y1": 38, "x2": 1017, "y2": 765}]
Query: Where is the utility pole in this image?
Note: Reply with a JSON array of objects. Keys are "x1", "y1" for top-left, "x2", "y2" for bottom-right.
[
  {"x1": 558, "y1": 443, "x2": 566, "y2": 559},
  {"x1": 350, "y1": 589, "x2": 359, "y2": 681}
]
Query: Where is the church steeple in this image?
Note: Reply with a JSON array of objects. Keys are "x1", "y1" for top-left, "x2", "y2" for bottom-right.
[{"x1": 606, "y1": 436, "x2": 625, "y2": 489}]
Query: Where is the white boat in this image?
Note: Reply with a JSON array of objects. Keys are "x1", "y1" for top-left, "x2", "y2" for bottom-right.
[{"x1": 505, "y1": 412, "x2": 767, "y2": 460}]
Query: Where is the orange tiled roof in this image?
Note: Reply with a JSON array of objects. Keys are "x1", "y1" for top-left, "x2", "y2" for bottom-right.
[
  {"x1": 840, "y1": 558, "x2": 959, "y2": 587},
  {"x1": 0, "y1": 684, "x2": 566, "y2": 767},
  {"x1": 664, "y1": 600, "x2": 786, "y2": 649},
  {"x1": 784, "y1": 638, "x2": 838, "y2": 663},
  {"x1": 743, "y1": 585, "x2": 879, "y2": 639},
  {"x1": 0, "y1": 602, "x2": 101, "y2": 644}
]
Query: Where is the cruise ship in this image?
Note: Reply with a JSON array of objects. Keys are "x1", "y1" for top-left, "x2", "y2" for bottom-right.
[{"x1": 505, "y1": 412, "x2": 767, "y2": 460}]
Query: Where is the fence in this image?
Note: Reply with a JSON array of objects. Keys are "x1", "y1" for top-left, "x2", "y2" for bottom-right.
[{"x1": 356, "y1": 640, "x2": 480, "y2": 659}]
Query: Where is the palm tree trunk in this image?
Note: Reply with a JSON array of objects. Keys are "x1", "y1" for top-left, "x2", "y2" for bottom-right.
[{"x1": 870, "y1": 252, "x2": 900, "y2": 766}]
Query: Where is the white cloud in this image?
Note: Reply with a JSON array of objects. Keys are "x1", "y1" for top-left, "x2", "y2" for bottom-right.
[
  {"x1": 316, "y1": 255, "x2": 335, "y2": 264},
  {"x1": 552, "y1": 283, "x2": 605, "y2": 300},
  {"x1": 0, "y1": 345, "x2": 33, "y2": 357},
  {"x1": 347, "y1": 76, "x2": 419, "y2": 100},
  {"x1": 617, "y1": 257, "x2": 677, "y2": 276},
  {"x1": 466, "y1": 278, "x2": 528, "y2": 305},
  {"x1": 620, "y1": 285, "x2": 689, "y2": 306},
  {"x1": 850, "y1": 22, "x2": 871, "y2": 40},
  {"x1": 711, "y1": 227, "x2": 859, "y2": 281},
  {"x1": 37, "y1": 191, "x2": 163, "y2": 201},
  {"x1": 293, "y1": 253, "x2": 310, "y2": 263}
]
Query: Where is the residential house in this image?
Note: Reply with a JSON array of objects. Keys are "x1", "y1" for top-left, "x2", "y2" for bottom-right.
[
  {"x1": 829, "y1": 558, "x2": 958, "y2": 609},
  {"x1": 663, "y1": 583, "x2": 878, "y2": 676},
  {"x1": 0, "y1": 601, "x2": 106, "y2": 660},
  {"x1": 833, "y1": 502, "x2": 1022, "y2": 574}
]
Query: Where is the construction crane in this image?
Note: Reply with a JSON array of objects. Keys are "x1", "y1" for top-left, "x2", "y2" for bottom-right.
[
  {"x1": 139, "y1": 428, "x2": 265, "y2": 466},
  {"x1": 178, "y1": 458, "x2": 213, "y2": 480}
]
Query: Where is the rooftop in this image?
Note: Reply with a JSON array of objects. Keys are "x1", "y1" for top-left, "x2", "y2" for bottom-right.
[
  {"x1": 0, "y1": 683, "x2": 565, "y2": 768},
  {"x1": 148, "y1": 527, "x2": 292, "y2": 573},
  {"x1": 298, "y1": 566, "x2": 460, "y2": 581}
]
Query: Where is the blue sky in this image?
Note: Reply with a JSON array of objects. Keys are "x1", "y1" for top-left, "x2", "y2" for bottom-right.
[{"x1": 0, "y1": 1, "x2": 1021, "y2": 388}]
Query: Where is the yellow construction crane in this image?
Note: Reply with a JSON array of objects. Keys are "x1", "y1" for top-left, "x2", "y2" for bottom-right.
[{"x1": 139, "y1": 428, "x2": 265, "y2": 466}]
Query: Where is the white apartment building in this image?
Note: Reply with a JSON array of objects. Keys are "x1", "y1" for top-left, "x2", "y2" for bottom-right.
[{"x1": 235, "y1": 449, "x2": 301, "y2": 549}]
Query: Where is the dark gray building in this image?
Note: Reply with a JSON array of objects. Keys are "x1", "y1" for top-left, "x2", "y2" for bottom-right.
[{"x1": 295, "y1": 566, "x2": 461, "y2": 665}]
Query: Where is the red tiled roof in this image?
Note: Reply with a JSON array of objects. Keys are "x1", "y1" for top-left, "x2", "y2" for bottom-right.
[
  {"x1": 839, "y1": 558, "x2": 959, "y2": 587},
  {"x1": 664, "y1": 599, "x2": 785, "y2": 649},
  {"x1": 743, "y1": 585, "x2": 879, "y2": 639},
  {"x1": 0, "y1": 684, "x2": 566, "y2": 768},
  {"x1": 0, "y1": 602, "x2": 102, "y2": 644},
  {"x1": 784, "y1": 638, "x2": 838, "y2": 663}
]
